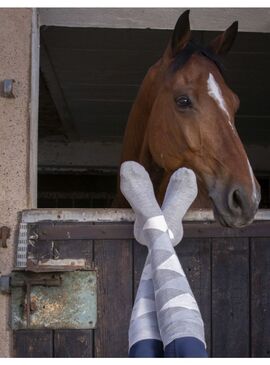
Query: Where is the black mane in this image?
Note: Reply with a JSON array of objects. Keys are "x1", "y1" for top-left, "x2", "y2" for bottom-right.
[{"x1": 171, "y1": 40, "x2": 224, "y2": 76}]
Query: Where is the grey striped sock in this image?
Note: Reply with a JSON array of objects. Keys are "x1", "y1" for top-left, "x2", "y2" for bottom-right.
[
  {"x1": 129, "y1": 168, "x2": 198, "y2": 348},
  {"x1": 120, "y1": 162, "x2": 164, "y2": 349},
  {"x1": 128, "y1": 255, "x2": 161, "y2": 347},
  {"x1": 120, "y1": 162, "x2": 206, "y2": 349},
  {"x1": 148, "y1": 231, "x2": 205, "y2": 347}
]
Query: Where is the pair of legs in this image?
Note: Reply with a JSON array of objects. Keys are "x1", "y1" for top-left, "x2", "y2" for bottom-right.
[{"x1": 120, "y1": 162, "x2": 208, "y2": 358}]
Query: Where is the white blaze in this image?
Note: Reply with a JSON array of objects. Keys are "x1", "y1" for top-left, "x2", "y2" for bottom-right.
[
  {"x1": 207, "y1": 73, "x2": 257, "y2": 203},
  {"x1": 207, "y1": 73, "x2": 236, "y2": 134},
  {"x1": 247, "y1": 159, "x2": 257, "y2": 203}
]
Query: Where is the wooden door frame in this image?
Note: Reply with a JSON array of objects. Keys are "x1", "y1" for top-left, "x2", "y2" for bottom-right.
[{"x1": 29, "y1": 8, "x2": 40, "y2": 208}]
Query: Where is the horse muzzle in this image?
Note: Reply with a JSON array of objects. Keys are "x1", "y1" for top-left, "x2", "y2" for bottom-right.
[{"x1": 209, "y1": 183, "x2": 261, "y2": 228}]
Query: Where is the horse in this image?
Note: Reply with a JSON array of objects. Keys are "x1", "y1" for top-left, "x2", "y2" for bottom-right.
[{"x1": 115, "y1": 10, "x2": 261, "y2": 228}]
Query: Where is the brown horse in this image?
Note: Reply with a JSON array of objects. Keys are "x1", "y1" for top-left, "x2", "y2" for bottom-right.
[{"x1": 116, "y1": 10, "x2": 260, "y2": 228}]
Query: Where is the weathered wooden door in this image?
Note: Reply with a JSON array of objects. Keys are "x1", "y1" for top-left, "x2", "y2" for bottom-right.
[{"x1": 12, "y1": 209, "x2": 270, "y2": 357}]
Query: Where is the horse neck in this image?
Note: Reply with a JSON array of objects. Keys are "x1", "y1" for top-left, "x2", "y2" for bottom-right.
[
  {"x1": 121, "y1": 86, "x2": 151, "y2": 164},
  {"x1": 121, "y1": 60, "x2": 166, "y2": 167}
]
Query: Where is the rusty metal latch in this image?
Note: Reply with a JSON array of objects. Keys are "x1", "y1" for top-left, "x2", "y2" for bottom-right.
[
  {"x1": 11, "y1": 273, "x2": 62, "y2": 328},
  {"x1": 0, "y1": 273, "x2": 62, "y2": 322},
  {"x1": 10, "y1": 271, "x2": 97, "y2": 330},
  {"x1": 0, "y1": 226, "x2": 10, "y2": 248}
]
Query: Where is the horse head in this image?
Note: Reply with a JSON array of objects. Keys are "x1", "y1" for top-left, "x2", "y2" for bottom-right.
[{"x1": 119, "y1": 10, "x2": 261, "y2": 228}]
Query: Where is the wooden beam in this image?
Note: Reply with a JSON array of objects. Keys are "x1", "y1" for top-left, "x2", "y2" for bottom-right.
[
  {"x1": 29, "y1": 8, "x2": 39, "y2": 208},
  {"x1": 38, "y1": 141, "x2": 122, "y2": 169},
  {"x1": 27, "y1": 220, "x2": 270, "y2": 241},
  {"x1": 40, "y1": 33, "x2": 79, "y2": 141},
  {"x1": 39, "y1": 8, "x2": 270, "y2": 33}
]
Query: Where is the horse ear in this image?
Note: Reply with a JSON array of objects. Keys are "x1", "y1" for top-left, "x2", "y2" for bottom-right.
[
  {"x1": 207, "y1": 21, "x2": 238, "y2": 56},
  {"x1": 171, "y1": 10, "x2": 191, "y2": 57}
]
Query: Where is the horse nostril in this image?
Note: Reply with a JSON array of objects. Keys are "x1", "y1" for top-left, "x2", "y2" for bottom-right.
[
  {"x1": 229, "y1": 188, "x2": 244, "y2": 213},
  {"x1": 233, "y1": 190, "x2": 243, "y2": 209}
]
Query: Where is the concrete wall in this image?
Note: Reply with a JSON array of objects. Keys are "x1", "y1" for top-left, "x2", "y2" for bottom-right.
[
  {"x1": 0, "y1": 8, "x2": 32, "y2": 357},
  {"x1": 39, "y1": 8, "x2": 270, "y2": 32}
]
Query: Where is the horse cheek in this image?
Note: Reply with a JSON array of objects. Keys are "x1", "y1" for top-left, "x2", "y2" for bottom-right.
[{"x1": 181, "y1": 121, "x2": 201, "y2": 153}]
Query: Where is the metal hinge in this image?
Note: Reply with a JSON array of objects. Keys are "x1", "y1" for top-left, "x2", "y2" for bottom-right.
[{"x1": 0, "y1": 226, "x2": 10, "y2": 248}]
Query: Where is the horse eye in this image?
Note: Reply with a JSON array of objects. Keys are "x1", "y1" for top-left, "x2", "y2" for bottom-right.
[{"x1": 175, "y1": 95, "x2": 192, "y2": 109}]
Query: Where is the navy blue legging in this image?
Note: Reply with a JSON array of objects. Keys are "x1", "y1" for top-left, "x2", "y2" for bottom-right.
[{"x1": 129, "y1": 337, "x2": 208, "y2": 358}]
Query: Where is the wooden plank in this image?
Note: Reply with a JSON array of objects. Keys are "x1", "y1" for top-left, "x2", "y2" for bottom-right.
[
  {"x1": 69, "y1": 100, "x2": 132, "y2": 116},
  {"x1": 31, "y1": 221, "x2": 270, "y2": 241},
  {"x1": 41, "y1": 27, "x2": 203, "y2": 54},
  {"x1": 54, "y1": 330, "x2": 93, "y2": 357},
  {"x1": 175, "y1": 238, "x2": 211, "y2": 355},
  {"x1": 27, "y1": 239, "x2": 93, "y2": 270},
  {"x1": 42, "y1": 26, "x2": 171, "y2": 51},
  {"x1": 212, "y1": 238, "x2": 249, "y2": 357},
  {"x1": 40, "y1": 33, "x2": 79, "y2": 141},
  {"x1": 69, "y1": 100, "x2": 133, "y2": 120},
  {"x1": 77, "y1": 121, "x2": 126, "y2": 141},
  {"x1": 59, "y1": 69, "x2": 146, "y2": 86},
  {"x1": 13, "y1": 330, "x2": 53, "y2": 357},
  {"x1": 203, "y1": 31, "x2": 270, "y2": 53},
  {"x1": 221, "y1": 52, "x2": 270, "y2": 71},
  {"x1": 30, "y1": 222, "x2": 133, "y2": 240},
  {"x1": 181, "y1": 221, "x2": 270, "y2": 238},
  {"x1": 50, "y1": 48, "x2": 163, "y2": 73},
  {"x1": 236, "y1": 118, "x2": 270, "y2": 146},
  {"x1": 94, "y1": 239, "x2": 133, "y2": 357},
  {"x1": 21, "y1": 208, "x2": 270, "y2": 223},
  {"x1": 251, "y1": 238, "x2": 270, "y2": 357},
  {"x1": 27, "y1": 239, "x2": 93, "y2": 271},
  {"x1": 39, "y1": 73, "x2": 66, "y2": 139},
  {"x1": 62, "y1": 82, "x2": 139, "y2": 101},
  {"x1": 50, "y1": 47, "x2": 270, "y2": 74},
  {"x1": 29, "y1": 9, "x2": 39, "y2": 209},
  {"x1": 236, "y1": 92, "x2": 270, "y2": 116}
]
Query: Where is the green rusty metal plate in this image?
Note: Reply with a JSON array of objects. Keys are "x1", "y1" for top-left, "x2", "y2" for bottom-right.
[{"x1": 11, "y1": 271, "x2": 97, "y2": 330}]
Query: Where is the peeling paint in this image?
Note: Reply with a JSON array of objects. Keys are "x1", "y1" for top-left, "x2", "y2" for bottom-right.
[{"x1": 37, "y1": 258, "x2": 86, "y2": 267}]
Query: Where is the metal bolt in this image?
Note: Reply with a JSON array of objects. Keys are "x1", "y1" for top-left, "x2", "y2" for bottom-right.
[
  {"x1": 0, "y1": 275, "x2": 11, "y2": 294},
  {"x1": 1, "y1": 79, "x2": 15, "y2": 98},
  {"x1": 0, "y1": 226, "x2": 10, "y2": 248}
]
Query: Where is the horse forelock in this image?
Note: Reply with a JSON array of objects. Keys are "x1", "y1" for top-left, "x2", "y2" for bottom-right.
[{"x1": 171, "y1": 41, "x2": 224, "y2": 76}]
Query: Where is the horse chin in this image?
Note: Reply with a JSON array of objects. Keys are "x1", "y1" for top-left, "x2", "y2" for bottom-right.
[
  {"x1": 212, "y1": 201, "x2": 255, "y2": 228},
  {"x1": 206, "y1": 176, "x2": 260, "y2": 228}
]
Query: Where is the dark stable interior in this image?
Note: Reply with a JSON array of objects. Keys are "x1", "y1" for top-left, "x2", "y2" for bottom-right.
[{"x1": 38, "y1": 27, "x2": 270, "y2": 208}]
